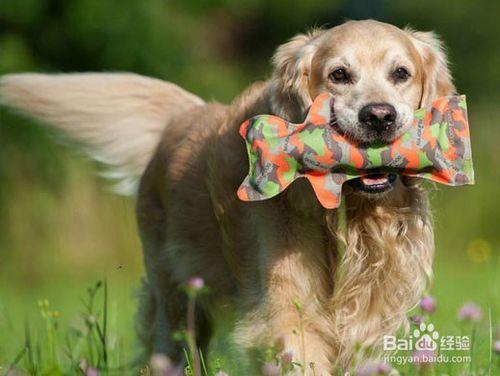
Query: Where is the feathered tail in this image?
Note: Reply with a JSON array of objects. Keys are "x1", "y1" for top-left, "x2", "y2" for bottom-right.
[{"x1": 0, "y1": 73, "x2": 204, "y2": 194}]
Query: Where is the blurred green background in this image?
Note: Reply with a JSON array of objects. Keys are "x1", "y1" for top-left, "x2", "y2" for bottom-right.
[{"x1": 0, "y1": 0, "x2": 498, "y2": 373}]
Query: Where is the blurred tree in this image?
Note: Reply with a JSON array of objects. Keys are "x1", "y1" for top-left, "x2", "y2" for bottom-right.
[
  {"x1": 1, "y1": 0, "x2": 498, "y2": 98},
  {"x1": 387, "y1": 0, "x2": 500, "y2": 101}
]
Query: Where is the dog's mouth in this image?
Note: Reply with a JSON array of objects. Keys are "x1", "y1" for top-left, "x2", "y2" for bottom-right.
[{"x1": 347, "y1": 172, "x2": 397, "y2": 194}]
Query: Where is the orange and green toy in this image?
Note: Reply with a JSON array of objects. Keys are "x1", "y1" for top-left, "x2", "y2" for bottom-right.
[{"x1": 237, "y1": 93, "x2": 474, "y2": 209}]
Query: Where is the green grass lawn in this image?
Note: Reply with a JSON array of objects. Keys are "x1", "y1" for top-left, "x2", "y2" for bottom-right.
[{"x1": 0, "y1": 242, "x2": 497, "y2": 375}]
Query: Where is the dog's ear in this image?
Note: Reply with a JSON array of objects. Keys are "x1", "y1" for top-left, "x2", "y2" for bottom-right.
[
  {"x1": 270, "y1": 29, "x2": 324, "y2": 121},
  {"x1": 405, "y1": 29, "x2": 456, "y2": 106}
]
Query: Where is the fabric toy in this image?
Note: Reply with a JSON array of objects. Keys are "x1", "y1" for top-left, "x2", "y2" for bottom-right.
[{"x1": 237, "y1": 93, "x2": 474, "y2": 209}]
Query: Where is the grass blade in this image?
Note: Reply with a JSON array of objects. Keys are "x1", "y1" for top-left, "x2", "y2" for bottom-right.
[{"x1": 6, "y1": 347, "x2": 27, "y2": 375}]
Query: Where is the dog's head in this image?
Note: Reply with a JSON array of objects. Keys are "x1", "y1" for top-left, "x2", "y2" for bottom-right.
[{"x1": 270, "y1": 20, "x2": 455, "y2": 195}]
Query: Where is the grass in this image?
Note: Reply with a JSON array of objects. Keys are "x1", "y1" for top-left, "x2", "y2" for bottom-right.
[
  {"x1": 0, "y1": 248, "x2": 497, "y2": 375},
  {"x1": 0, "y1": 277, "x2": 138, "y2": 375}
]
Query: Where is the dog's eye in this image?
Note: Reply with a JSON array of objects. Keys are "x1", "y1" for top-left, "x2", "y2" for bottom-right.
[
  {"x1": 329, "y1": 68, "x2": 350, "y2": 84},
  {"x1": 392, "y1": 67, "x2": 411, "y2": 82}
]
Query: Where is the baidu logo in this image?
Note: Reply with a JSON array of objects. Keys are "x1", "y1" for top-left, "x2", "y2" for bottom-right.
[{"x1": 383, "y1": 322, "x2": 438, "y2": 351}]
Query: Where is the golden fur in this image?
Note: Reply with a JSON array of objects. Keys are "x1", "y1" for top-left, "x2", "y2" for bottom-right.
[{"x1": 0, "y1": 20, "x2": 455, "y2": 375}]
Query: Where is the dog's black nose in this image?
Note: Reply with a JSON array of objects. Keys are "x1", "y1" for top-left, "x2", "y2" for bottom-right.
[{"x1": 358, "y1": 103, "x2": 397, "y2": 132}]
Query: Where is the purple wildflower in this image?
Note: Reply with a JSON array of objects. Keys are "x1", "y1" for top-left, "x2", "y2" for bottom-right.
[
  {"x1": 187, "y1": 277, "x2": 205, "y2": 290},
  {"x1": 262, "y1": 362, "x2": 281, "y2": 376},
  {"x1": 149, "y1": 354, "x2": 183, "y2": 376},
  {"x1": 85, "y1": 368, "x2": 99, "y2": 376},
  {"x1": 355, "y1": 361, "x2": 391, "y2": 376},
  {"x1": 494, "y1": 340, "x2": 500, "y2": 355},
  {"x1": 377, "y1": 362, "x2": 392, "y2": 374},
  {"x1": 458, "y1": 302, "x2": 482, "y2": 321},
  {"x1": 281, "y1": 350, "x2": 294, "y2": 368},
  {"x1": 419, "y1": 296, "x2": 437, "y2": 314}
]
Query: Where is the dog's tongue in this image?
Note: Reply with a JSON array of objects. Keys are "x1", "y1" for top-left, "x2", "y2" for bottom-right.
[{"x1": 360, "y1": 173, "x2": 389, "y2": 186}]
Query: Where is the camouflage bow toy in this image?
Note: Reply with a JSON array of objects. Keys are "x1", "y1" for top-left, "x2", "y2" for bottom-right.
[{"x1": 237, "y1": 93, "x2": 474, "y2": 209}]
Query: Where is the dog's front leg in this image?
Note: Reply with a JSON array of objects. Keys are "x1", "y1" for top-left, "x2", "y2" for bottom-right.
[{"x1": 234, "y1": 201, "x2": 335, "y2": 375}]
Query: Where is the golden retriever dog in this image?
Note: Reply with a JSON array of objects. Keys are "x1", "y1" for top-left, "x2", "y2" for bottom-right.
[{"x1": 0, "y1": 19, "x2": 454, "y2": 374}]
